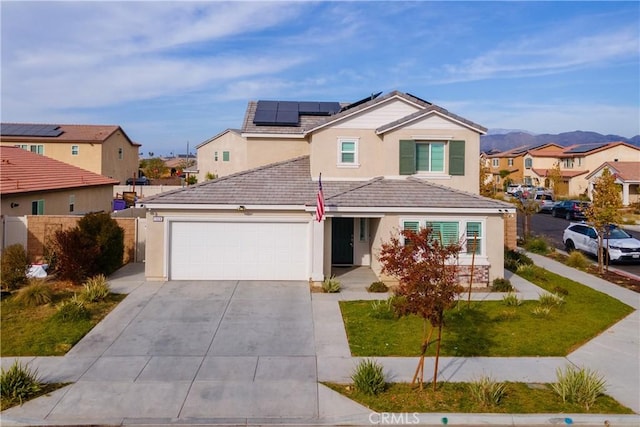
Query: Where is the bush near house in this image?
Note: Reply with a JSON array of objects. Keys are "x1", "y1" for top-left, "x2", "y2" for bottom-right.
[
  {"x1": 1, "y1": 244, "x2": 30, "y2": 291},
  {"x1": 52, "y1": 213, "x2": 124, "y2": 284}
]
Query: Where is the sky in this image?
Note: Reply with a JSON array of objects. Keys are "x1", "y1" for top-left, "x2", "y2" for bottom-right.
[{"x1": 2, "y1": 1, "x2": 639, "y2": 156}]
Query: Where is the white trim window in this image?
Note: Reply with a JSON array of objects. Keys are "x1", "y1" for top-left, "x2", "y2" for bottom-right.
[
  {"x1": 416, "y1": 142, "x2": 445, "y2": 173},
  {"x1": 71, "y1": 145, "x2": 79, "y2": 156},
  {"x1": 337, "y1": 138, "x2": 359, "y2": 167},
  {"x1": 401, "y1": 218, "x2": 485, "y2": 257},
  {"x1": 492, "y1": 158, "x2": 499, "y2": 167},
  {"x1": 69, "y1": 195, "x2": 75, "y2": 213},
  {"x1": 507, "y1": 158, "x2": 514, "y2": 167}
]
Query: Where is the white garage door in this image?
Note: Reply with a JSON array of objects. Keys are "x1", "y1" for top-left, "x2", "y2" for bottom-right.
[{"x1": 169, "y1": 221, "x2": 309, "y2": 280}]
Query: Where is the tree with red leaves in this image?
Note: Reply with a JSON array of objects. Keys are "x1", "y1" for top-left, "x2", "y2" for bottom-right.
[{"x1": 378, "y1": 226, "x2": 462, "y2": 391}]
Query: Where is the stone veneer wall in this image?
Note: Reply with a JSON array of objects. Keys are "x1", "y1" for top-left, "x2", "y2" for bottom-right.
[
  {"x1": 26, "y1": 215, "x2": 136, "y2": 264},
  {"x1": 457, "y1": 265, "x2": 490, "y2": 287}
]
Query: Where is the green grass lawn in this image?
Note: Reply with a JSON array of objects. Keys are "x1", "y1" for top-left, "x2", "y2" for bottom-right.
[
  {"x1": 324, "y1": 382, "x2": 634, "y2": 414},
  {"x1": 340, "y1": 266, "x2": 634, "y2": 357},
  {"x1": 1, "y1": 290, "x2": 125, "y2": 356}
]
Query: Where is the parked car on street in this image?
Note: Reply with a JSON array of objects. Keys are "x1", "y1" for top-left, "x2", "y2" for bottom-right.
[
  {"x1": 552, "y1": 200, "x2": 590, "y2": 220},
  {"x1": 126, "y1": 176, "x2": 149, "y2": 185},
  {"x1": 563, "y1": 223, "x2": 640, "y2": 263},
  {"x1": 532, "y1": 191, "x2": 555, "y2": 213}
]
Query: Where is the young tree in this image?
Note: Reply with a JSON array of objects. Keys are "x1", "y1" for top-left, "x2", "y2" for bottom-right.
[
  {"x1": 479, "y1": 159, "x2": 493, "y2": 197},
  {"x1": 142, "y1": 157, "x2": 168, "y2": 179},
  {"x1": 585, "y1": 168, "x2": 622, "y2": 273},
  {"x1": 547, "y1": 162, "x2": 563, "y2": 194},
  {"x1": 378, "y1": 227, "x2": 462, "y2": 391},
  {"x1": 513, "y1": 196, "x2": 539, "y2": 241}
]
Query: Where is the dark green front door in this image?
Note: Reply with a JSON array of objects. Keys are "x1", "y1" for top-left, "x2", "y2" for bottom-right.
[{"x1": 332, "y1": 217, "x2": 354, "y2": 265}]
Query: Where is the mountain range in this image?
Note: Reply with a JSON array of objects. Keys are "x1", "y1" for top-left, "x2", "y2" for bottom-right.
[{"x1": 480, "y1": 130, "x2": 640, "y2": 153}]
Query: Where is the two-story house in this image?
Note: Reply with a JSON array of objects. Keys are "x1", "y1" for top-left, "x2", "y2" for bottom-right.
[
  {"x1": 140, "y1": 91, "x2": 516, "y2": 285},
  {"x1": 1, "y1": 146, "x2": 118, "y2": 216},
  {"x1": 523, "y1": 142, "x2": 640, "y2": 196},
  {"x1": 0, "y1": 123, "x2": 140, "y2": 184},
  {"x1": 485, "y1": 145, "x2": 528, "y2": 189}
]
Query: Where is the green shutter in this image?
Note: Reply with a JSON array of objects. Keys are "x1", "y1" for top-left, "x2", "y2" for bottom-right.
[
  {"x1": 427, "y1": 221, "x2": 459, "y2": 245},
  {"x1": 399, "y1": 140, "x2": 416, "y2": 175},
  {"x1": 449, "y1": 140, "x2": 465, "y2": 176}
]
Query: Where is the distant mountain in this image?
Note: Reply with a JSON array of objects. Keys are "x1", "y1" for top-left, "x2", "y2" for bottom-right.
[{"x1": 481, "y1": 130, "x2": 640, "y2": 153}]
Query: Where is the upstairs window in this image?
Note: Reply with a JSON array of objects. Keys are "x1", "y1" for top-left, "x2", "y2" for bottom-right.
[
  {"x1": 118, "y1": 148, "x2": 123, "y2": 160},
  {"x1": 71, "y1": 145, "x2": 79, "y2": 156},
  {"x1": 30, "y1": 145, "x2": 44, "y2": 155},
  {"x1": 223, "y1": 151, "x2": 230, "y2": 161},
  {"x1": 492, "y1": 158, "x2": 499, "y2": 167},
  {"x1": 337, "y1": 138, "x2": 359, "y2": 167},
  {"x1": 563, "y1": 158, "x2": 574, "y2": 168},
  {"x1": 525, "y1": 158, "x2": 532, "y2": 168},
  {"x1": 507, "y1": 158, "x2": 514, "y2": 167},
  {"x1": 399, "y1": 140, "x2": 464, "y2": 176},
  {"x1": 214, "y1": 151, "x2": 218, "y2": 161}
]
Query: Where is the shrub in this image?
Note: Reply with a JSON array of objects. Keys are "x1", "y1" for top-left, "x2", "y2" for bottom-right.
[
  {"x1": 491, "y1": 278, "x2": 513, "y2": 292},
  {"x1": 538, "y1": 292, "x2": 564, "y2": 308},
  {"x1": 524, "y1": 237, "x2": 550, "y2": 254},
  {"x1": 81, "y1": 275, "x2": 110, "y2": 302},
  {"x1": 504, "y1": 248, "x2": 533, "y2": 272},
  {"x1": 515, "y1": 264, "x2": 537, "y2": 276},
  {"x1": 551, "y1": 365, "x2": 606, "y2": 410},
  {"x1": 502, "y1": 292, "x2": 522, "y2": 307},
  {"x1": 369, "y1": 298, "x2": 395, "y2": 320},
  {"x1": 14, "y1": 280, "x2": 53, "y2": 307},
  {"x1": 53, "y1": 213, "x2": 124, "y2": 283},
  {"x1": 1, "y1": 244, "x2": 30, "y2": 291},
  {"x1": 351, "y1": 358, "x2": 386, "y2": 395},
  {"x1": 54, "y1": 297, "x2": 90, "y2": 322},
  {"x1": 531, "y1": 306, "x2": 552, "y2": 318},
  {"x1": 367, "y1": 281, "x2": 389, "y2": 293},
  {"x1": 467, "y1": 375, "x2": 507, "y2": 407},
  {"x1": 0, "y1": 360, "x2": 42, "y2": 405},
  {"x1": 322, "y1": 275, "x2": 341, "y2": 293},
  {"x1": 566, "y1": 251, "x2": 590, "y2": 269}
]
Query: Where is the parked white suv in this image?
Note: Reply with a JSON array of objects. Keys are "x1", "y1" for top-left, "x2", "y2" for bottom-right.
[{"x1": 563, "y1": 223, "x2": 640, "y2": 262}]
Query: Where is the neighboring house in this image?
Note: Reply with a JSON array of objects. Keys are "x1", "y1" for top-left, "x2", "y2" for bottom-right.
[
  {"x1": 586, "y1": 161, "x2": 640, "y2": 206},
  {"x1": 0, "y1": 123, "x2": 140, "y2": 184},
  {"x1": 485, "y1": 145, "x2": 528, "y2": 188},
  {"x1": 1, "y1": 146, "x2": 118, "y2": 216},
  {"x1": 141, "y1": 91, "x2": 516, "y2": 285},
  {"x1": 525, "y1": 142, "x2": 640, "y2": 196}
]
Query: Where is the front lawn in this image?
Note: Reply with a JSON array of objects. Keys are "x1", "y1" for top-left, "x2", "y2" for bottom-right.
[
  {"x1": 1, "y1": 283, "x2": 125, "y2": 356},
  {"x1": 324, "y1": 382, "x2": 634, "y2": 414},
  {"x1": 340, "y1": 266, "x2": 633, "y2": 357}
]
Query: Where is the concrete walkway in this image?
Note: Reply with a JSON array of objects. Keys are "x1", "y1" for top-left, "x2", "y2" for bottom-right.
[{"x1": 2, "y1": 253, "x2": 639, "y2": 426}]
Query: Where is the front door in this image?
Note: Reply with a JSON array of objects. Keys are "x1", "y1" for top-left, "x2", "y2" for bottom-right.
[{"x1": 331, "y1": 217, "x2": 354, "y2": 265}]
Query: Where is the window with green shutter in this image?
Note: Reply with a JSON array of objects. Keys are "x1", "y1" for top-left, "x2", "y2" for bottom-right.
[
  {"x1": 466, "y1": 222, "x2": 482, "y2": 255},
  {"x1": 399, "y1": 140, "x2": 416, "y2": 175},
  {"x1": 403, "y1": 220, "x2": 420, "y2": 245},
  {"x1": 426, "y1": 221, "x2": 459, "y2": 246},
  {"x1": 223, "y1": 151, "x2": 230, "y2": 161}
]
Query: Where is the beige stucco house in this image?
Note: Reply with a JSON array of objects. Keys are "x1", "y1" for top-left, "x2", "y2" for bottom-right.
[
  {"x1": 1, "y1": 146, "x2": 118, "y2": 216},
  {"x1": 142, "y1": 91, "x2": 516, "y2": 285},
  {"x1": 586, "y1": 161, "x2": 640, "y2": 206},
  {"x1": 1, "y1": 123, "x2": 140, "y2": 184},
  {"x1": 524, "y1": 142, "x2": 640, "y2": 196}
]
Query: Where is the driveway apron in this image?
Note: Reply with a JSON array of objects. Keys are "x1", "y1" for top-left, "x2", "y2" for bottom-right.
[{"x1": 3, "y1": 279, "x2": 318, "y2": 423}]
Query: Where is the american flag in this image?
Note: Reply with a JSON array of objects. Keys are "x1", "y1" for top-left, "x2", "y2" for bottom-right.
[{"x1": 316, "y1": 174, "x2": 325, "y2": 222}]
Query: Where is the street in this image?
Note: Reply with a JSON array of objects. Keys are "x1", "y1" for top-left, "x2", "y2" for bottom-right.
[{"x1": 521, "y1": 211, "x2": 640, "y2": 278}]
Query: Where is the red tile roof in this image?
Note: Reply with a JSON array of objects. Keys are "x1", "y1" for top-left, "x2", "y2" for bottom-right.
[
  {"x1": 0, "y1": 123, "x2": 141, "y2": 146},
  {"x1": 1, "y1": 146, "x2": 118, "y2": 195},
  {"x1": 531, "y1": 168, "x2": 589, "y2": 179}
]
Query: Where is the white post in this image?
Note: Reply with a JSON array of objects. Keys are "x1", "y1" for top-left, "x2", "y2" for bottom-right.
[
  {"x1": 622, "y1": 182, "x2": 630, "y2": 206},
  {"x1": 310, "y1": 218, "x2": 325, "y2": 282}
]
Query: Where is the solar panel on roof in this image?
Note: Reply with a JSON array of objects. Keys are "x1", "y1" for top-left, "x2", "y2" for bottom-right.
[
  {"x1": 275, "y1": 110, "x2": 299, "y2": 125},
  {"x1": 277, "y1": 101, "x2": 299, "y2": 112},
  {"x1": 253, "y1": 109, "x2": 277, "y2": 124},
  {"x1": 565, "y1": 143, "x2": 609, "y2": 154},
  {"x1": 339, "y1": 92, "x2": 382, "y2": 112},
  {"x1": 318, "y1": 102, "x2": 341, "y2": 114},
  {"x1": 256, "y1": 100, "x2": 278, "y2": 111},
  {"x1": 298, "y1": 102, "x2": 320, "y2": 114},
  {"x1": 1, "y1": 123, "x2": 62, "y2": 137}
]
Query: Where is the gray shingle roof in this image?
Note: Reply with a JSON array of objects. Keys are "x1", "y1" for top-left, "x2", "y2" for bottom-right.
[{"x1": 141, "y1": 156, "x2": 512, "y2": 211}]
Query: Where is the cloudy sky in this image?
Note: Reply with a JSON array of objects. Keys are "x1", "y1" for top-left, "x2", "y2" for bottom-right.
[{"x1": 2, "y1": 1, "x2": 639, "y2": 156}]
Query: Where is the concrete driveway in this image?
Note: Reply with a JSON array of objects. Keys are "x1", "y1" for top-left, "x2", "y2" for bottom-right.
[{"x1": 2, "y1": 270, "x2": 325, "y2": 423}]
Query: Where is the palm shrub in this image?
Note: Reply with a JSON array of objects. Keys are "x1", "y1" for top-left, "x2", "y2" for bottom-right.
[
  {"x1": 0, "y1": 360, "x2": 42, "y2": 405},
  {"x1": 54, "y1": 296, "x2": 90, "y2": 321},
  {"x1": 351, "y1": 358, "x2": 386, "y2": 395},
  {"x1": 1, "y1": 244, "x2": 30, "y2": 291},
  {"x1": 14, "y1": 280, "x2": 52, "y2": 307},
  {"x1": 467, "y1": 375, "x2": 507, "y2": 407},
  {"x1": 551, "y1": 365, "x2": 606, "y2": 410},
  {"x1": 502, "y1": 292, "x2": 522, "y2": 307},
  {"x1": 524, "y1": 237, "x2": 550, "y2": 254},
  {"x1": 81, "y1": 274, "x2": 110, "y2": 302},
  {"x1": 367, "y1": 281, "x2": 389, "y2": 293},
  {"x1": 322, "y1": 275, "x2": 341, "y2": 293},
  {"x1": 504, "y1": 248, "x2": 533, "y2": 272},
  {"x1": 491, "y1": 278, "x2": 513, "y2": 292},
  {"x1": 566, "y1": 251, "x2": 590, "y2": 269},
  {"x1": 538, "y1": 292, "x2": 564, "y2": 308},
  {"x1": 369, "y1": 298, "x2": 395, "y2": 320}
]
